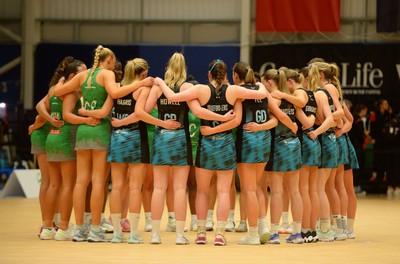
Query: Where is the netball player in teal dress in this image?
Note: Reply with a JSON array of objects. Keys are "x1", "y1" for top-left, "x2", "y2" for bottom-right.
[
  {"x1": 232, "y1": 62, "x2": 278, "y2": 245},
  {"x1": 262, "y1": 69, "x2": 302, "y2": 245},
  {"x1": 332, "y1": 107, "x2": 352, "y2": 241},
  {"x1": 272, "y1": 67, "x2": 332, "y2": 243},
  {"x1": 157, "y1": 59, "x2": 267, "y2": 246},
  {"x1": 342, "y1": 103, "x2": 360, "y2": 239},
  {"x1": 54, "y1": 45, "x2": 154, "y2": 242},
  {"x1": 307, "y1": 61, "x2": 345, "y2": 242},
  {"x1": 147, "y1": 53, "x2": 235, "y2": 245}
]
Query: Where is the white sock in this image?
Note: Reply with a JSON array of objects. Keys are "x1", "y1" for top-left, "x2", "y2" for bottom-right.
[
  {"x1": 83, "y1": 212, "x2": 91, "y2": 227},
  {"x1": 129, "y1": 213, "x2": 140, "y2": 233},
  {"x1": 168, "y1": 212, "x2": 175, "y2": 222},
  {"x1": 259, "y1": 216, "x2": 266, "y2": 227},
  {"x1": 145, "y1": 212, "x2": 151, "y2": 221},
  {"x1": 341, "y1": 215, "x2": 347, "y2": 230},
  {"x1": 347, "y1": 218, "x2": 354, "y2": 232},
  {"x1": 216, "y1": 221, "x2": 226, "y2": 235},
  {"x1": 249, "y1": 225, "x2": 259, "y2": 236},
  {"x1": 320, "y1": 218, "x2": 330, "y2": 233},
  {"x1": 91, "y1": 225, "x2": 100, "y2": 232},
  {"x1": 293, "y1": 221, "x2": 302, "y2": 234},
  {"x1": 207, "y1": 210, "x2": 214, "y2": 219},
  {"x1": 53, "y1": 213, "x2": 61, "y2": 227},
  {"x1": 111, "y1": 213, "x2": 121, "y2": 233},
  {"x1": 152, "y1": 220, "x2": 161, "y2": 234},
  {"x1": 191, "y1": 214, "x2": 197, "y2": 223},
  {"x1": 176, "y1": 220, "x2": 185, "y2": 235},
  {"x1": 281, "y1": 212, "x2": 289, "y2": 225},
  {"x1": 101, "y1": 213, "x2": 105, "y2": 220},
  {"x1": 229, "y1": 210, "x2": 234, "y2": 220},
  {"x1": 197, "y1": 219, "x2": 206, "y2": 228},
  {"x1": 271, "y1": 223, "x2": 279, "y2": 235},
  {"x1": 333, "y1": 215, "x2": 342, "y2": 229}
]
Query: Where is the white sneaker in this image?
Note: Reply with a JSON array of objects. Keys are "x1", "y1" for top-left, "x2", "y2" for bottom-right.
[
  {"x1": 334, "y1": 229, "x2": 347, "y2": 241},
  {"x1": 111, "y1": 231, "x2": 124, "y2": 243},
  {"x1": 150, "y1": 232, "x2": 161, "y2": 244},
  {"x1": 225, "y1": 218, "x2": 235, "y2": 232},
  {"x1": 238, "y1": 234, "x2": 260, "y2": 245},
  {"x1": 235, "y1": 221, "x2": 248, "y2": 232},
  {"x1": 394, "y1": 189, "x2": 400, "y2": 197},
  {"x1": 100, "y1": 218, "x2": 114, "y2": 233},
  {"x1": 387, "y1": 188, "x2": 394, "y2": 197},
  {"x1": 176, "y1": 233, "x2": 190, "y2": 245},
  {"x1": 72, "y1": 226, "x2": 88, "y2": 242},
  {"x1": 144, "y1": 217, "x2": 152, "y2": 232},
  {"x1": 206, "y1": 218, "x2": 214, "y2": 231},
  {"x1": 40, "y1": 228, "x2": 55, "y2": 240},
  {"x1": 346, "y1": 230, "x2": 356, "y2": 239},
  {"x1": 259, "y1": 226, "x2": 271, "y2": 244},
  {"x1": 54, "y1": 224, "x2": 74, "y2": 241},
  {"x1": 166, "y1": 220, "x2": 176, "y2": 232},
  {"x1": 128, "y1": 232, "x2": 144, "y2": 244},
  {"x1": 88, "y1": 228, "x2": 111, "y2": 242}
]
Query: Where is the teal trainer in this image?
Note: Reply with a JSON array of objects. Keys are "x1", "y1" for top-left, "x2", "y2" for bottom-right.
[
  {"x1": 111, "y1": 231, "x2": 123, "y2": 243},
  {"x1": 73, "y1": 226, "x2": 88, "y2": 242},
  {"x1": 317, "y1": 229, "x2": 334, "y2": 242},
  {"x1": 88, "y1": 228, "x2": 111, "y2": 242},
  {"x1": 128, "y1": 232, "x2": 144, "y2": 244}
]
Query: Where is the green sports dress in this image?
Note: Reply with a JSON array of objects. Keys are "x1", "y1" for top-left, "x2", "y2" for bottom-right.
[{"x1": 75, "y1": 68, "x2": 111, "y2": 150}]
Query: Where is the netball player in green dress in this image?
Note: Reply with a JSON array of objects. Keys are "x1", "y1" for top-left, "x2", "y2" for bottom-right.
[
  {"x1": 36, "y1": 58, "x2": 89, "y2": 240},
  {"x1": 29, "y1": 115, "x2": 53, "y2": 237},
  {"x1": 54, "y1": 45, "x2": 154, "y2": 242}
]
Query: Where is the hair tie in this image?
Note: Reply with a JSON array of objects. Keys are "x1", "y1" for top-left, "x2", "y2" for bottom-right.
[{"x1": 210, "y1": 59, "x2": 222, "y2": 73}]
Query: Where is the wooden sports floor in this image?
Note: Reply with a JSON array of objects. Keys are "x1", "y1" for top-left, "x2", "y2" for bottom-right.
[{"x1": 0, "y1": 194, "x2": 399, "y2": 264}]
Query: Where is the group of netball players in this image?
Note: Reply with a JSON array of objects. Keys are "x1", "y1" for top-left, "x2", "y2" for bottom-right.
[{"x1": 29, "y1": 44, "x2": 359, "y2": 246}]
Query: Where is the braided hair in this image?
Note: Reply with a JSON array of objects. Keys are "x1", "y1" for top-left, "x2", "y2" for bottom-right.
[
  {"x1": 87, "y1": 45, "x2": 115, "y2": 88},
  {"x1": 209, "y1": 59, "x2": 227, "y2": 94}
]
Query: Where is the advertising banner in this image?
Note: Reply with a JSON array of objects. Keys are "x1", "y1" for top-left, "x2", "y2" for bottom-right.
[{"x1": 252, "y1": 43, "x2": 400, "y2": 112}]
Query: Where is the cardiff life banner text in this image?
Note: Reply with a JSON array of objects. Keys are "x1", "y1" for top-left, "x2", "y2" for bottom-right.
[{"x1": 252, "y1": 43, "x2": 400, "y2": 113}]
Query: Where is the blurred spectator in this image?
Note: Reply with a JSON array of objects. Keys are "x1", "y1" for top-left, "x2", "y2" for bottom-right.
[
  {"x1": 382, "y1": 113, "x2": 400, "y2": 197},
  {"x1": 350, "y1": 104, "x2": 370, "y2": 193},
  {"x1": 369, "y1": 99, "x2": 392, "y2": 182}
]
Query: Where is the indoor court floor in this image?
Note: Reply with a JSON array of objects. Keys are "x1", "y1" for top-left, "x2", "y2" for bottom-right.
[{"x1": 0, "y1": 194, "x2": 399, "y2": 264}]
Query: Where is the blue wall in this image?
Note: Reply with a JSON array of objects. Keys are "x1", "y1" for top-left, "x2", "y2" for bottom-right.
[{"x1": 0, "y1": 44, "x2": 21, "y2": 121}]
